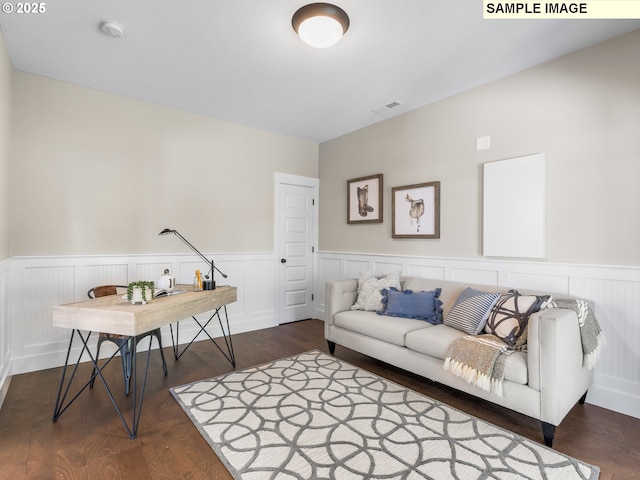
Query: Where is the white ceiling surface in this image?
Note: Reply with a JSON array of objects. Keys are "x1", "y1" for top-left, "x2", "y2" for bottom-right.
[{"x1": 1, "y1": 1, "x2": 639, "y2": 143}]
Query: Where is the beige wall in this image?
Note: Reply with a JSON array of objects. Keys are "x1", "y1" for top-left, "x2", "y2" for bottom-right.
[
  {"x1": 0, "y1": 31, "x2": 11, "y2": 260},
  {"x1": 10, "y1": 72, "x2": 318, "y2": 256},
  {"x1": 319, "y1": 29, "x2": 640, "y2": 268}
]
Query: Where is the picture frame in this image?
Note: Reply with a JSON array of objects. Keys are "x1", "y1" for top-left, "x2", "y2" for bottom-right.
[
  {"x1": 347, "y1": 174, "x2": 383, "y2": 224},
  {"x1": 392, "y1": 181, "x2": 440, "y2": 238}
]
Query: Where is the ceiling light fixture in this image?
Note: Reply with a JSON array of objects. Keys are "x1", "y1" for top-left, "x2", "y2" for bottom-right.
[
  {"x1": 292, "y1": 3, "x2": 349, "y2": 48},
  {"x1": 99, "y1": 20, "x2": 124, "y2": 38}
]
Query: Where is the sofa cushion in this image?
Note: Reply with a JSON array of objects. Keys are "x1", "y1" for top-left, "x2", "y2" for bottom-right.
[
  {"x1": 503, "y1": 351, "x2": 528, "y2": 385},
  {"x1": 351, "y1": 272, "x2": 401, "y2": 312},
  {"x1": 405, "y1": 325, "x2": 528, "y2": 384},
  {"x1": 334, "y1": 310, "x2": 432, "y2": 347},
  {"x1": 443, "y1": 287, "x2": 500, "y2": 334},
  {"x1": 406, "y1": 324, "x2": 466, "y2": 359},
  {"x1": 378, "y1": 287, "x2": 443, "y2": 323},
  {"x1": 484, "y1": 290, "x2": 550, "y2": 347}
]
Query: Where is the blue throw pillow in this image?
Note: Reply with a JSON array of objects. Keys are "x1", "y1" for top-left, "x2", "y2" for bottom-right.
[{"x1": 378, "y1": 287, "x2": 443, "y2": 324}]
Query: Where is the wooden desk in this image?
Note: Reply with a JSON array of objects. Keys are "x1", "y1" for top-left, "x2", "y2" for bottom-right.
[
  {"x1": 52, "y1": 285, "x2": 237, "y2": 438},
  {"x1": 53, "y1": 285, "x2": 236, "y2": 335}
]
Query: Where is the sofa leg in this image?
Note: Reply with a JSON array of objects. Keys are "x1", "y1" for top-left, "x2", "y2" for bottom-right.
[
  {"x1": 541, "y1": 422, "x2": 555, "y2": 448},
  {"x1": 327, "y1": 340, "x2": 336, "y2": 355},
  {"x1": 579, "y1": 390, "x2": 588, "y2": 405}
]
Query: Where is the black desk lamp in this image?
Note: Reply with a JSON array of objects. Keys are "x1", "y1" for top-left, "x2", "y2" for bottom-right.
[{"x1": 159, "y1": 228, "x2": 227, "y2": 290}]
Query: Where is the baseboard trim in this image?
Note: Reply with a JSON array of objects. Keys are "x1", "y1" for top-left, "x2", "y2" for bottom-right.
[{"x1": 587, "y1": 375, "x2": 640, "y2": 419}]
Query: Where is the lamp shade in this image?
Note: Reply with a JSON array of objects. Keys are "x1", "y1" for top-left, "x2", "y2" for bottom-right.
[{"x1": 292, "y1": 3, "x2": 349, "y2": 48}]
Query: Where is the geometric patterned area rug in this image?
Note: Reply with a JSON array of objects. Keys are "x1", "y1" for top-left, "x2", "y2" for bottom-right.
[{"x1": 170, "y1": 350, "x2": 599, "y2": 480}]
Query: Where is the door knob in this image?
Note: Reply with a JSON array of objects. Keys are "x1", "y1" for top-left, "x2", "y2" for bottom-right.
[{"x1": 280, "y1": 258, "x2": 287, "y2": 263}]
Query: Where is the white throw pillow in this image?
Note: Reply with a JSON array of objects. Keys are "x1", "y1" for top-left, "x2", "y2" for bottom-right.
[{"x1": 351, "y1": 272, "x2": 401, "y2": 312}]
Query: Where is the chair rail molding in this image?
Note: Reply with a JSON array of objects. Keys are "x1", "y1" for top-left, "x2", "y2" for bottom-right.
[{"x1": 314, "y1": 251, "x2": 640, "y2": 420}]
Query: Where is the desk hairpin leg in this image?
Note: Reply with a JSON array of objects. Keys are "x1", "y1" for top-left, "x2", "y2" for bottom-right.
[
  {"x1": 170, "y1": 305, "x2": 235, "y2": 367},
  {"x1": 52, "y1": 329, "x2": 95, "y2": 421},
  {"x1": 52, "y1": 330, "x2": 154, "y2": 439}
]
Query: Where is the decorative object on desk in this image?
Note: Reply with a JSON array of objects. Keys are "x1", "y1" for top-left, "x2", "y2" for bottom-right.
[
  {"x1": 159, "y1": 228, "x2": 227, "y2": 290},
  {"x1": 392, "y1": 181, "x2": 440, "y2": 238},
  {"x1": 126, "y1": 281, "x2": 155, "y2": 304},
  {"x1": 347, "y1": 173, "x2": 383, "y2": 224},
  {"x1": 171, "y1": 350, "x2": 600, "y2": 480},
  {"x1": 194, "y1": 270, "x2": 203, "y2": 291},
  {"x1": 156, "y1": 269, "x2": 175, "y2": 292}
]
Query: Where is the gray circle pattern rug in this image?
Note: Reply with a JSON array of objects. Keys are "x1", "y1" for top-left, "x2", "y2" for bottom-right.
[{"x1": 170, "y1": 350, "x2": 599, "y2": 479}]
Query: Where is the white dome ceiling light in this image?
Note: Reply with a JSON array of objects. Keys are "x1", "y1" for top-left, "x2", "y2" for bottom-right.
[{"x1": 292, "y1": 3, "x2": 350, "y2": 48}]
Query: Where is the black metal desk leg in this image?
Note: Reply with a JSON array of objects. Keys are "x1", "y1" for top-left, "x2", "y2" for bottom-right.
[
  {"x1": 52, "y1": 329, "x2": 154, "y2": 439},
  {"x1": 170, "y1": 306, "x2": 235, "y2": 367}
]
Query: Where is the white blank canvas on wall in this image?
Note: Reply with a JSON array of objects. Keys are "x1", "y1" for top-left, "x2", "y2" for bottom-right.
[{"x1": 483, "y1": 153, "x2": 546, "y2": 258}]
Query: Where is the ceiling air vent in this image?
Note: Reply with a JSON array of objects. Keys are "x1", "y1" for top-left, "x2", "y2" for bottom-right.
[{"x1": 370, "y1": 100, "x2": 404, "y2": 115}]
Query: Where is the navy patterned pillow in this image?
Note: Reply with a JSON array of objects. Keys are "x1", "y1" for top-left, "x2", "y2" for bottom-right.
[{"x1": 484, "y1": 290, "x2": 550, "y2": 347}]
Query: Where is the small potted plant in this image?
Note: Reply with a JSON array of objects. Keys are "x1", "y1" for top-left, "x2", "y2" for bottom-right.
[{"x1": 127, "y1": 281, "x2": 155, "y2": 304}]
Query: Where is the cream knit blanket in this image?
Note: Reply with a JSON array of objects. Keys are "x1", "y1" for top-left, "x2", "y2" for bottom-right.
[
  {"x1": 444, "y1": 299, "x2": 605, "y2": 396},
  {"x1": 443, "y1": 334, "x2": 514, "y2": 397}
]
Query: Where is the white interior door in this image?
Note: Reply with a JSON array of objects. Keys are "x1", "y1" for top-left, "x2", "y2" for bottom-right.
[{"x1": 277, "y1": 180, "x2": 316, "y2": 324}]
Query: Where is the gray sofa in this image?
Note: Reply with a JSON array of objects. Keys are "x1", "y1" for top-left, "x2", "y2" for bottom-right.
[{"x1": 325, "y1": 276, "x2": 594, "y2": 447}]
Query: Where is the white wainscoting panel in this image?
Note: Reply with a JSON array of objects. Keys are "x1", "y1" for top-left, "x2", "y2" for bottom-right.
[
  {"x1": 9, "y1": 253, "x2": 278, "y2": 376},
  {"x1": 0, "y1": 259, "x2": 11, "y2": 409},
  {"x1": 5, "y1": 250, "x2": 640, "y2": 420},
  {"x1": 315, "y1": 251, "x2": 640, "y2": 419},
  {"x1": 86, "y1": 263, "x2": 129, "y2": 294}
]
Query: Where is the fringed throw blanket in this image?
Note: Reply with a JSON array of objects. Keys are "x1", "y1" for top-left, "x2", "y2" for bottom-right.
[
  {"x1": 444, "y1": 298, "x2": 605, "y2": 397},
  {"x1": 544, "y1": 298, "x2": 605, "y2": 369},
  {"x1": 443, "y1": 334, "x2": 515, "y2": 397}
]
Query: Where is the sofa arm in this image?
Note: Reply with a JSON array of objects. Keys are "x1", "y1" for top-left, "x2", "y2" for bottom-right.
[
  {"x1": 527, "y1": 307, "x2": 594, "y2": 426},
  {"x1": 325, "y1": 279, "x2": 358, "y2": 327}
]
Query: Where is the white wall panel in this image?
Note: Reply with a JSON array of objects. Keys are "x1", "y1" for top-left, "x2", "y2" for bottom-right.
[
  {"x1": 85, "y1": 263, "x2": 129, "y2": 294},
  {"x1": 344, "y1": 259, "x2": 370, "y2": 279},
  {"x1": 505, "y1": 271, "x2": 570, "y2": 294},
  {"x1": 136, "y1": 262, "x2": 172, "y2": 285},
  {"x1": 17, "y1": 265, "x2": 75, "y2": 345},
  {"x1": 373, "y1": 261, "x2": 404, "y2": 276},
  {"x1": 575, "y1": 275, "x2": 640, "y2": 419},
  {"x1": 0, "y1": 260, "x2": 11, "y2": 408},
  {"x1": 315, "y1": 251, "x2": 640, "y2": 419},
  {"x1": 243, "y1": 258, "x2": 276, "y2": 316},
  {"x1": 404, "y1": 264, "x2": 445, "y2": 280},
  {"x1": 450, "y1": 267, "x2": 499, "y2": 286}
]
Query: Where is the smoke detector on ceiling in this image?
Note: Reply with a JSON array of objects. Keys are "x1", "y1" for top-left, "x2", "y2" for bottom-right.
[{"x1": 99, "y1": 21, "x2": 124, "y2": 38}]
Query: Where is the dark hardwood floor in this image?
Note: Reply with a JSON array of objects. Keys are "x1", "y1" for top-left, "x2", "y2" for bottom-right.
[{"x1": 0, "y1": 319, "x2": 638, "y2": 479}]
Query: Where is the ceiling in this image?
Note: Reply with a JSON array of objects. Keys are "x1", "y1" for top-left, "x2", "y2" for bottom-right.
[{"x1": 1, "y1": 1, "x2": 639, "y2": 143}]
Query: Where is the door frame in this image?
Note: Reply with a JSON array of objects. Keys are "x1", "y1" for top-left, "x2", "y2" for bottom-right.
[{"x1": 273, "y1": 173, "x2": 319, "y2": 326}]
